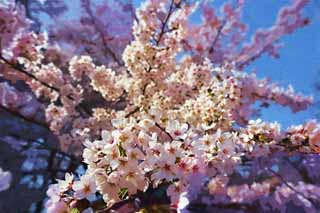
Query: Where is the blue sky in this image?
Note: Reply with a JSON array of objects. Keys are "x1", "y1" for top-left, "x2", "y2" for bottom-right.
[{"x1": 242, "y1": 0, "x2": 320, "y2": 128}]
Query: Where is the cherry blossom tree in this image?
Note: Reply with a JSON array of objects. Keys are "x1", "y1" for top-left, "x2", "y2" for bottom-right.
[{"x1": 0, "y1": 0, "x2": 319, "y2": 212}]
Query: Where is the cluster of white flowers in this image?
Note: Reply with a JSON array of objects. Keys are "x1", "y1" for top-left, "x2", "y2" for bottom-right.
[
  {"x1": 0, "y1": 0, "x2": 317, "y2": 211},
  {"x1": 43, "y1": 0, "x2": 319, "y2": 211}
]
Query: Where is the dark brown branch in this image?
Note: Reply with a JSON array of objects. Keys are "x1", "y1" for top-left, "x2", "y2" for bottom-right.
[
  {"x1": 0, "y1": 55, "x2": 91, "y2": 115},
  {"x1": 156, "y1": 0, "x2": 175, "y2": 46},
  {"x1": 208, "y1": 20, "x2": 227, "y2": 54},
  {"x1": 236, "y1": 43, "x2": 272, "y2": 69},
  {"x1": 123, "y1": 1, "x2": 184, "y2": 120},
  {"x1": 95, "y1": 184, "x2": 171, "y2": 212},
  {"x1": 95, "y1": 197, "x2": 136, "y2": 213},
  {"x1": 0, "y1": 104, "x2": 49, "y2": 130},
  {"x1": 125, "y1": 106, "x2": 140, "y2": 118},
  {"x1": 155, "y1": 122, "x2": 173, "y2": 141},
  {"x1": 0, "y1": 55, "x2": 59, "y2": 93},
  {"x1": 128, "y1": 1, "x2": 139, "y2": 24},
  {"x1": 283, "y1": 156, "x2": 314, "y2": 184},
  {"x1": 268, "y1": 168, "x2": 319, "y2": 208}
]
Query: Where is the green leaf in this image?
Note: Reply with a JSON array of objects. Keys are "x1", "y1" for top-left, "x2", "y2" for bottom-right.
[
  {"x1": 118, "y1": 188, "x2": 129, "y2": 200},
  {"x1": 70, "y1": 208, "x2": 80, "y2": 213},
  {"x1": 118, "y1": 144, "x2": 127, "y2": 157}
]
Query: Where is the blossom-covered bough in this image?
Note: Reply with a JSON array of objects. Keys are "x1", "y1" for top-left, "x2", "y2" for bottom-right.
[{"x1": 0, "y1": 0, "x2": 319, "y2": 212}]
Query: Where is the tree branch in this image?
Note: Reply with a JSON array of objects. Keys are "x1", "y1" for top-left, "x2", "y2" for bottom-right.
[
  {"x1": 0, "y1": 104, "x2": 49, "y2": 130},
  {"x1": 208, "y1": 20, "x2": 227, "y2": 54},
  {"x1": 156, "y1": 0, "x2": 176, "y2": 46},
  {"x1": 268, "y1": 168, "x2": 320, "y2": 208},
  {"x1": 82, "y1": 0, "x2": 124, "y2": 66},
  {"x1": 155, "y1": 122, "x2": 173, "y2": 141},
  {"x1": 0, "y1": 55, "x2": 91, "y2": 115}
]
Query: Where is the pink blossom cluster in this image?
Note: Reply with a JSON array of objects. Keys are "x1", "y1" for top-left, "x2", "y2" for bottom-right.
[
  {"x1": 0, "y1": 82, "x2": 42, "y2": 122},
  {"x1": 184, "y1": 0, "x2": 309, "y2": 68},
  {"x1": 49, "y1": 0, "x2": 134, "y2": 66},
  {"x1": 0, "y1": 0, "x2": 318, "y2": 212},
  {"x1": 0, "y1": 0, "x2": 30, "y2": 50},
  {"x1": 236, "y1": 0, "x2": 310, "y2": 68},
  {"x1": 234, "y1": 72, "x2": 313, "y2": 124},
  {"x1": 287, "y1": 120, "x2": 320, "y2": 151},
  {"x1": 179, "y1": 173, "x2": 320, "y2": 212},
  {"x1": 45, "y1": 173, "x2": 95, "y2": 213}
]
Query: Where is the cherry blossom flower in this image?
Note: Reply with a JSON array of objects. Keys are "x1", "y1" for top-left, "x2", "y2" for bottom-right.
[
  {"x1": 166, "y1": 120, "x2": 189, "y2": 140},
  {"x1": 72, "y1": 174, "x2": 97, "y2": 200},
  {"x1": 46, "y1": 200, "x2": 69, "y2": 213},
  {"x1": 151, "y1": 156, "x2": 177, "y2": 183},
  {"x1": 167, "y1": 181, "x2": 187, "y2": 204},
  {"x1": 56, "y1": 173, "x2": 74, "y2": 192},
  {"x1": 1, "y1": 0, "x2": 319, "y2": 211}
]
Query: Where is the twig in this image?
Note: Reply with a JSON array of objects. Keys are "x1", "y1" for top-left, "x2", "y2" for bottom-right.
[
  {"x1": 208, "y1": 20, "x2": 227, "y2": 54},
  {"x1": 155, "y1": 122, "x2": 173, "y2": 141},
  {"x1": 125, "y1": 106, "x2": 140, "y2": 118},
  {"x1": 0, "y1": 55, "x2": 59, "y2": 93},
  {"x1": 0, "y1": 54, "x2": 91, "y2": 115},
  {"x1": 268, "y1": 168, "x2": 320, "y2": 208},
  {"x1": 236, "y1": 43, "x2": 272, "y2": 69},
  {"x1": 156, "y1": 0, "x2": 176, "y2": 46},
  {"x1": 0, "y1": 104, "x2": 49, "y2": 130},
  {"x1": 82, "y1": 0, "x2": 124, "y2": 66}
]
